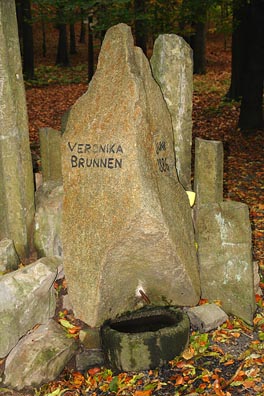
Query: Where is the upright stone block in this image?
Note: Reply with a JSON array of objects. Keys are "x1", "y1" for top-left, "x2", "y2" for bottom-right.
[
  {"x1": 194, "y1": 138, "x2": 223, "y2": 205},
  {"x1": 62, "y1": 24, "x2": 200, "y2": 327},
  {"x1": 39, "y1": 127, "x2": 62, "y2": 183},
  {"x1": 151, "y1": 35, "x2": 193, "y2": 190},
  {"x1": 195, "y1": 201, "x2": 255, "y2": 324},
  {"x1": 34, "y1": 182, "x2": 63, "y2": 257},
  {"x1": 0, "y1": 1, "x2": 35, "y2": 259}
]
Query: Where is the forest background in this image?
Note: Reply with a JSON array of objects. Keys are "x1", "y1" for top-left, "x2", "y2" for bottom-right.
[{"x1": 17, "y1": 0, "x2": 264, "y2": 133}]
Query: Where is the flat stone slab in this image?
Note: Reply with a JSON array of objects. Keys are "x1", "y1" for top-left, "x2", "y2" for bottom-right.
[
  {"x1": 61, "y1": 24, "x2": 200, "y2": 327},
  {"x1": 194, "y1": 201, "x2": 256, "y2": 324},
  {"x1": 4, "y1": 319, "x2": 77, "y2": 390},
  {"x1": 187, "y1": 304, "x2": 228, "y2": 332}
]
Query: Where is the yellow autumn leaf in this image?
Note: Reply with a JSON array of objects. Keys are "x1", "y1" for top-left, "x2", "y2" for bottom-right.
[
  {"x1": 186, "y1": 191, "x2": 196, "y2": 207},
  {"x1": 182, "y1": 346, "x2": 195, "y2": 360}
]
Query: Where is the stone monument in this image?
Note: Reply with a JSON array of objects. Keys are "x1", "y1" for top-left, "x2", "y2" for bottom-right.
[
  {"x1": 62, "y1": 24, "x2": 200, "y2": 327},
  {"x1": 0, "y1": 0, "x2": 35, "y2": 259}
]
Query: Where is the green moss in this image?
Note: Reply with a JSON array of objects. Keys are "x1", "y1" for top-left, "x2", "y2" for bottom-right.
[{"x1": 35, "y1": 348, "x2": 57, "y2": 365}]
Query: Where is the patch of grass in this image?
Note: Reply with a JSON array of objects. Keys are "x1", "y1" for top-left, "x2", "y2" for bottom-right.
[{"x1": 25, "y1": 64, "x2": 88, "y2": 87}]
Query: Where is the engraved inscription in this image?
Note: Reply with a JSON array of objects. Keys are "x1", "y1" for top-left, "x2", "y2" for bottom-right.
[
  {"x1": 68, "y1": 142, "x2": 123, "y2": 169},
  {"x1": 155, "y1": 140, "x2": 169, "y2": 173}
]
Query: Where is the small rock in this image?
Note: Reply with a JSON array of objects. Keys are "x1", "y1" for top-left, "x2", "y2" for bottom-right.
[
  {"x1": 76, "y1": 349, "x2": 104, "y2": 372},
  {"x1": 187, "y1": 303, "x2": 228, "y2": 332},
  {"x1": 79, "y1": 327, "x2": 101, "y2": 349},
  {"x1": 4, "y1": 319, "x2": 78, "y2": 390}
]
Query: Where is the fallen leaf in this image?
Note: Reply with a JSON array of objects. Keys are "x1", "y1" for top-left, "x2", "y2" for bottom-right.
[
  {"x1": 88, "y1": 367, "x2": 101, "y2": 376},
  {"x1": 134, "y1": 390, "x2": 152, "y2": 396},
  {"x1": 182, "y1": 346, "x2": 195, "y2": 360},
  {"x1": 223, "y1": 360, "x2": 234, "y2": 366}
]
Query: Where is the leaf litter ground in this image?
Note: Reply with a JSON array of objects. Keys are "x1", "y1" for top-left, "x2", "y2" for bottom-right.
[{"x1": 2, "y1": 34, "x2": 263, "y2": 396}]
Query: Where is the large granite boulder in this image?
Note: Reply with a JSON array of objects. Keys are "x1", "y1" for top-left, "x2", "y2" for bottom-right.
[
  {"x1": 0, "y1": 256, "x2": 61, "y2": 357},
  {"x1": 61, "y1": 24, "x2": 200, "y2": 327}
]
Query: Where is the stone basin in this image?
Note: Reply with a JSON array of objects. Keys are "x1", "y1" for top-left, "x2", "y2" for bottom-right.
[{"x1": 101, "y1": 306, "x2": 190, "y2": 372}]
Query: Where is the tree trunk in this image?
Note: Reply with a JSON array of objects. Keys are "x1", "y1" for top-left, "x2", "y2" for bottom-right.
[
  {"x1": 191, "y1": 21, "x2": 207, "y2": 74},
  {"x1": 238, "y1": 0, "x2": 264, "y2": 132},
  {"x1": 21, "y1": 0, "x2": 34, "y2": 79},
  {"x1": 134, "y1": 0, "x2": 147, "y2": 55},
  {"x1": 79, "y1": 10, "x2": 86, "y2": 43},
  {"x1": 70, "y1": 23, "x2": 77, "y2": 54},
  {"x1": 226, "y1": 0, "x2": 248, "y2": 100},
  {"x1": 41, "y1": 16, "x2": 46, "y2": 57},
  {"x1": 56, "y1": 23, "x2": 69, "y2": 66},
  {"x1": 87, "y1": 16, "x2": 94, "y2": 82}
]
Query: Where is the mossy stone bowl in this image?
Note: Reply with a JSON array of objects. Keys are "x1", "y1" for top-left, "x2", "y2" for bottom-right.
[{"x1": 101, "y1": 305, "x2": 190, "y2": 372}]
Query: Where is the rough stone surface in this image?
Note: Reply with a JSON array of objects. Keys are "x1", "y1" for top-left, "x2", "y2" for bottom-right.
[
  {"x1": 187, "y1": 304, "x2": 228, "y2": 332},
  {"x1": 62, "y1": 294, "x2": 73, "y2": 311},
  {"x1": 34, "y1": 182, "x2": 63, "y2": 257},
  {"x1": 194, "y1": 201, "x2": 255, "y2": 324},
  {"x1": 62, "y1": 23, "x2": 200, "y2": 327},
  {"x1": 0, "y1": 1, "x2": 35, "y2": 259},
  {"x1": 194, "y1": 138, "x2": 223, "y2": 206},
  {"x1": 0, "y1": 238, "x2": 19, "y2": 272},
  {"x1": 39, "y1": 127, "x2": 62, "y2": 183},
  {"x1": 76, "y1": 349, "x2": 104, "y2": 372},
  {"x1": 0, "y1": 256, "x2": 61, "y2": 358},
  {"x1": 151, "y1": 34, "x2": 193, "y2": 190},
  {"x1": 3, "y1": 319, "x2": 77, "y2": 390}
]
